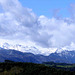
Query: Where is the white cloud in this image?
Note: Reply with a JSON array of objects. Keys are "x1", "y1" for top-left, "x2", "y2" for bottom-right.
[
  {"x1": 0, "y1": 0, "x2": 75, "y2": 55},
  {"x1": 38, "y1": 15, "x2": 75, "y2": 48},
  {"x1": 0, "y1": 0, "x2": 38, "y2": 40}
]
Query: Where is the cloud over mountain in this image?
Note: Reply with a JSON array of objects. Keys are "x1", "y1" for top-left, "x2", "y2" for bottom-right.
[{"x1": 0, "y1": 0, "x2": 75, "y2": 51}]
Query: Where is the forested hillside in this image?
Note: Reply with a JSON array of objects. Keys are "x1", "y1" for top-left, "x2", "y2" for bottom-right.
[{"x1": 0, "y1": 62, "x2": 75, "y2": 75}]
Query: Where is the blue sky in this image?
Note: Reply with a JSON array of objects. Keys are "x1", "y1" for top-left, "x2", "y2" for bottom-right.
[{"x1": 19, "y1": 0, "x2": 75, "y2": 18}]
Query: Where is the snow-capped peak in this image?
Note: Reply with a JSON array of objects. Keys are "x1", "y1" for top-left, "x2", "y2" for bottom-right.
[
  {"x1": 1, "y1": 42, "x2": 75, "y2": 56},
  {"x1": 0, "y1": 42, "x2": 41, "y2": 55}
]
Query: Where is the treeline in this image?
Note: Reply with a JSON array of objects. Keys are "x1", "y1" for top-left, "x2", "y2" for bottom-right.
[
  {"x1": 0, "y1": 62, "x2": 75, "y2": 75},
  {"x1": 43, "y1": 61, "x2": 72, "y2": 65}
]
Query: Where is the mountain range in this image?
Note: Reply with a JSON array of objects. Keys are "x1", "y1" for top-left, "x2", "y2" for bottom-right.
[{"x1": 0, "y1": 46, "x2": 75, "y2": 63}]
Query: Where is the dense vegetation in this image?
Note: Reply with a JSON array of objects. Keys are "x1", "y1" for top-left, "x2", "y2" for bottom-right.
[
  {"x1": 0, "y1": 61, "x2": 75, "y2": 75},
  {"x1": 43, "y1": 61, "x2": 75, "y2": 71}
]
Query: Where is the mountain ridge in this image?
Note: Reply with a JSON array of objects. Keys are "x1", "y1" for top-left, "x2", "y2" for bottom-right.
[{"x1": 0, "y1": 48, "x2": 75, "y2": 63}]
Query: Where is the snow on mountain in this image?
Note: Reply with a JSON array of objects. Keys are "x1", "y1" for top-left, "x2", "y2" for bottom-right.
[
  {"x1": 55, "y1": 48, "x2": 75, "y2": 58},
  {"x1": 1, "y1": 42, "x2": 75, "y2": 56},
  {"x1": 0, "y1": 42, "x2": 57, "y2": 56},
  {"x1": 0, "y1": 42, "x2": 41, "y2": 55}
]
